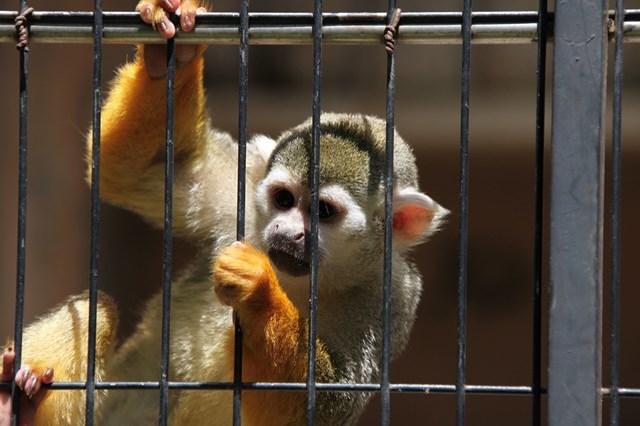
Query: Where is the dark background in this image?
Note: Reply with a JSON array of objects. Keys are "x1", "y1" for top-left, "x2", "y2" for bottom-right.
[{"x1": 1, "y1": 0, "x2": 640, "y2": 424}]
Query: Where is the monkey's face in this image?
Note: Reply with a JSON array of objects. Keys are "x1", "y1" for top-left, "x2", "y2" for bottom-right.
[{"x1": 254, "y1": 164, "x2": 371, "y2": 279}]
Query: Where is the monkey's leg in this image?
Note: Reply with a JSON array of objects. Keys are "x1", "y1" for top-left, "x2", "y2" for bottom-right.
[
  {"x1": 211, "y1": 242, "x2": 336, "y2": 425},
  {"x1": 4, "y1": 292, "x2": 118, "y2": 426}
]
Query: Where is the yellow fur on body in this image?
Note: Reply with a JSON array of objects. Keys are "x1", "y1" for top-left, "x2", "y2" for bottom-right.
[
  {"x1": 7, "y1": 46, "x2": 332, "y2": 425},
  {"x1": 8, "y1": 293, "x2": 118, "y2": 425},
  {"x1": 6, "y1": 12, "x2": 447, "y2": 421}
]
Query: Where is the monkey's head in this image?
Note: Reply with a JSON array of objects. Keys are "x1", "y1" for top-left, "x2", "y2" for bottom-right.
[{"x1": 254, "y1": 113, "x2": 448, "y2": 285}]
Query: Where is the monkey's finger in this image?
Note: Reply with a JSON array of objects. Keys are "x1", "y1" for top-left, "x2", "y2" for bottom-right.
[
  {"x1": 1, "y1": 348, "x2": 14, "y2": 380},
  {"x1": 41, "y1": 368, "x2": 54, "y2": 385},
  {"x1": 156, "y1": 12, "x2": 177, "y2": 39},
  {"x1": 14, "y1": 365, "x2": 30, "y2": 389},
  {"x1": 176, "y1": 45, "x2": 199, "y2": 64},
  {"x1": 137, "y1": 1, "x2": 154, "y2": 24},
  {"x1": 178, "y1": 0, "x2": 200, "y2": 32},
  {"x1": 23, "y1": 374, "x2": 41, "y2": 398},
  {"x1": 135, "y1": 1, "x2": 177, "y2": 39},
  {"x1": 160, "y1": 0, "x2": 181, "y2": 13}
]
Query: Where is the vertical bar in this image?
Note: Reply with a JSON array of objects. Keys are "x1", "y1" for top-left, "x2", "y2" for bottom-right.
[
  {"x1": 85, "y1": 2, "x2": 103, "y2": 425},
  {"x1": 548, "y1": 0, "x2": 607, "y2": 425},
  {"x1": 456, "y1": 1, "x2": 472, "y2": 425},
  {"x1": 306, "y1": 0, "x2": 322, "y2": 424},
  {"x1": 531, "y1": 1, "x2": 548, "y2": 425},
  {"x1": 232, "y1": 1, "x2": 250, "y2": 424},
  {"x1": 11, "y1": 1, "x2": 30, "y2": 425},
  {"x1": 609, "y1": 1, "x2": 625, "y2": 425},
  {"x1": 380, "y1": 3, "x2": 397, "y2": 426},
  {"x1": 158, "y1": 36, "x2": 176, "y2": 426}
]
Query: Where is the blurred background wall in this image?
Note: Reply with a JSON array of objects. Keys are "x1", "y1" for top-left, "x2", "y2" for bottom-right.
[{"x1": 1, "y1": 0, "x2": 640, "y2": 424}]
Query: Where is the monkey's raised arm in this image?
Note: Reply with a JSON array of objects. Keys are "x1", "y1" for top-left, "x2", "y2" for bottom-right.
[
  {"x1": 87, "y1": 45, "x2": 213, "y2": 233},
  {"x1": 205, "y1": 242, "x2": 337, "y2": 425}
]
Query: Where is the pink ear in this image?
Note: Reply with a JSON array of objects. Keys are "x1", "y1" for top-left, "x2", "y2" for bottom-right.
[{"x1": 392, "y1": 188, "x2": 448, "y2": 246}]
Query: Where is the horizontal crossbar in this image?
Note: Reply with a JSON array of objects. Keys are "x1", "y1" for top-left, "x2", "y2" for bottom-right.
[{"x1": 0, "y1": 10, "x2": 639, "y2": 46}]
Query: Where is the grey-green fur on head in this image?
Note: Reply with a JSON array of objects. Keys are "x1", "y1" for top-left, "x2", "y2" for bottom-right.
[{"x1": 269, "y1": 113, "x2": 420, "y2": 203}]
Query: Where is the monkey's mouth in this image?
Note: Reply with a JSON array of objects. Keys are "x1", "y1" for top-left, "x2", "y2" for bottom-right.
[{"x1": 268, "y1": 249, "x2": 310, "y2": 277}]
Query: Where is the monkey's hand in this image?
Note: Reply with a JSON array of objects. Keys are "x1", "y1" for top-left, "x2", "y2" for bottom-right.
[
  {"x1": 212, "y1": 242, "x2": 335, "y2": 424},
  {"x1": 135, "y1": 0, "x2": 207, "y2": 78},
  {"x1": 212, "y1": 242, "x2": 279, "y2": 313},
  {"x1": 136, "y1": 0, "x2": 206, "y2": 39}
]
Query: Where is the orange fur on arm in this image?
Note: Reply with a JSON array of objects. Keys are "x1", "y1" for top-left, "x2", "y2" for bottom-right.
[
  {"x1": 89, "y1": 45, "x2": 208, "y2": 205},
  {"x1": 213, "y1": 243, "x2": 336, "y2": 425}
]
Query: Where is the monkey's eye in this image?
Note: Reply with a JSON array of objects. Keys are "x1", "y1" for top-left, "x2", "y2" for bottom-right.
[
  {"x1": 318, "y1": 201, "x2": 337, "y2": 220},
  {"x1": 274, "y1": 189, "x2": 295, "y2": 209}
]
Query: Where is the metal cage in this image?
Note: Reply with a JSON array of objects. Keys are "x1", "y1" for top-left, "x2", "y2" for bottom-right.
[{"x1": 0, "y1": 1, "x2": 637, "y2": 425}]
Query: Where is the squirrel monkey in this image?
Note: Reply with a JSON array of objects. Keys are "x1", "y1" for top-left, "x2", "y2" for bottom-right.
[{"x1": 1, "y1": 0, "x2": 448, "y2": 424}]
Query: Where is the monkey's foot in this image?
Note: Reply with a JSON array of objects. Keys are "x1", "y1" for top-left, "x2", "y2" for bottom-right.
[
  {"x1": 14, "y1": 363, "x2": 54, "y2": 399},
  {"x1": 1, "y1": 348, "x2": 52, "y2": 425},
  {"x1": 212, "y1": 242, "x2": 278, "y2": 310}
]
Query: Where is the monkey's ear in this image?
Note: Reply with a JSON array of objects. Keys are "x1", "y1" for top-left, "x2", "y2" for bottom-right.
[
  {"x1": 392, "y1": 188, "x2": 449, "y2": 247},
  {"x1": 247, "y1": 135, "x2": 277, "y2": 182}
]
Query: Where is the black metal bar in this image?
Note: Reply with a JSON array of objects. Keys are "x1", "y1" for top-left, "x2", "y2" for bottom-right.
[
  {"x1": 11, "y1": 1, "x2": 30, "y2": 425},
  {"x1": 456, "y1": 0, "x2": 472, "y2": 425},
  {"x1": 306, "y1": 1, "x2": 322, "y2": 424},
  {"x1": 531, "y1": 1, "x2": 547, "y2": 425},
  {"x1": 609, "y1": 1, "x2": 625, "y2": 425},
  {"x1": 380, "y1": 3, "x2": 397, "y2": 426},
  {"x1": 85, "y1": 0, "x2": 102, "y2": 424},
  {"x1": 236, "y1": 1, "x2": 249, "y2": 241},
  {"x1": 548, "y1": 0, "x2": 607, "y2": 424},
  {"x1": 158, "y1": 36, "x2": 176, "y2": 426},
  {"x1": 232, "y1": 1, "x2": 250, "y2": 424}
]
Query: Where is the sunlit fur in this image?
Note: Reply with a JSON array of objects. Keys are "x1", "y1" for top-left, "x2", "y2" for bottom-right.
[{"x1": 7, "y1": 11, "x2": 449, "y2": 425}]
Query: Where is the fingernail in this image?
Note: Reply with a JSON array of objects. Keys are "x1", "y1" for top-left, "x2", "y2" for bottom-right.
[
  {"x1": 15, "y1": 367, "x2": 28, "y2": 386},
  {"x1": 25, "y1": 375, "x2": 37, "y2": 396},
  {"x1": 183, "y1": 15, "x2": 192, "y2": 28},
  {"x1": 14, "y1": 370, "x2": 23, "y2": 386},
  {"x1": 158, "y1": 20, "x2": 167, "y2": 32},
  {"x1": 164, "y1": 0, "x2": 174, "y2": 10},
  {"x1": 43, "y1": 368, "x2": 54, "y2": 380},
  {"x1": 142, "y1": 7, "x2": 152, "y2": 21}
]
